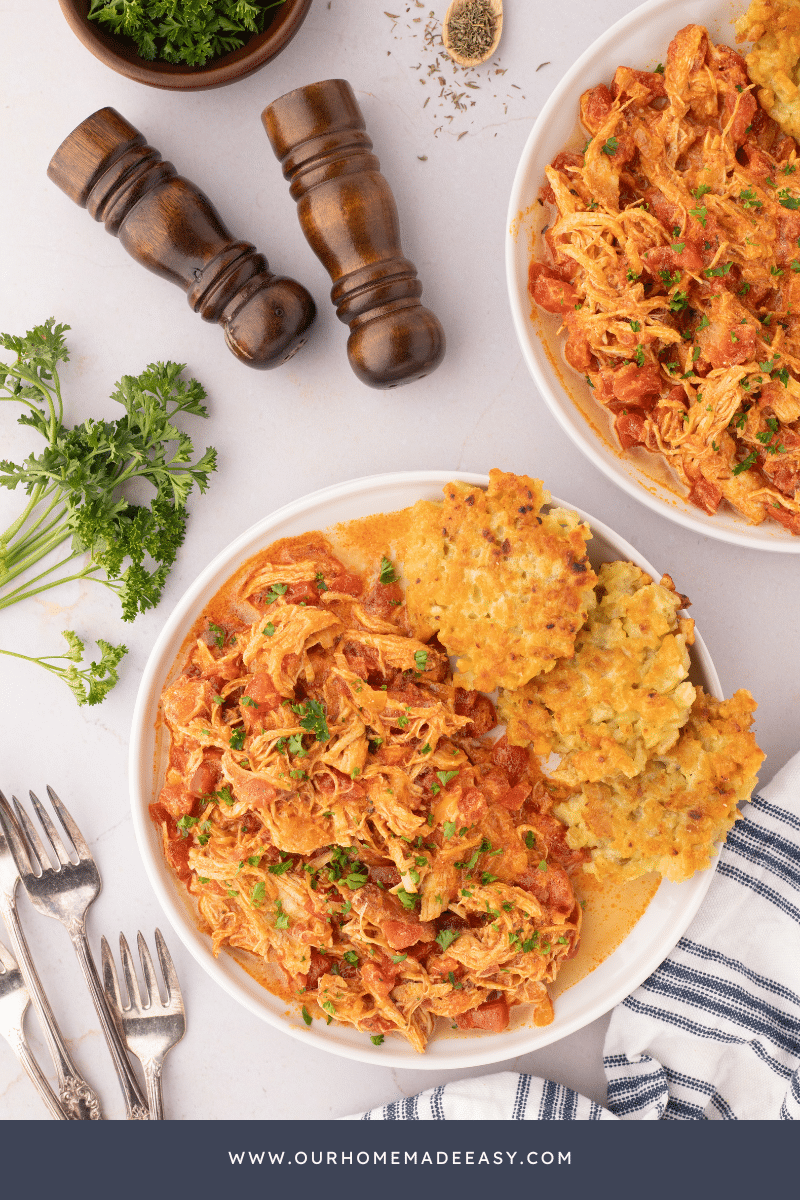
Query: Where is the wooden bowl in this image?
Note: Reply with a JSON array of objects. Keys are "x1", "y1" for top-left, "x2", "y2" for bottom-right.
[{"x1": 57, "y1": 0, "x2": 313, "y2": 91}]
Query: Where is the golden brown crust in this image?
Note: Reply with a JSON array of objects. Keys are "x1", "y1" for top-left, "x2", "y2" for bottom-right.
[{"x1": 400, "y1": 470, "x2": 597, "y2": 691}]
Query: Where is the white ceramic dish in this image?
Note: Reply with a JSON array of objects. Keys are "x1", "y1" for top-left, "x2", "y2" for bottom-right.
[
  {"x1": 506, "y1": 0, "x2": 800, "y2": 553},
  {"x1": 130, "y1": 471, "x2": 721, "y2": 1069}
]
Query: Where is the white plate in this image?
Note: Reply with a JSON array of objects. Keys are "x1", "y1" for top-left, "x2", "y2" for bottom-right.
[
  {"x1": 506, "y1": 0, "x2": 800, "y2": 553},
  {"x1": 130, "y1": 471, "x2": 721, "y2": 1069}
]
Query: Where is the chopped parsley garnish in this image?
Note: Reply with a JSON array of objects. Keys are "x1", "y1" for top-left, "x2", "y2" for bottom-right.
[
  {"x1": 732, "y1": 450, "x2": 758, "y2": 476},
  {"x1": 778, "y1": 189, "x2": 800, "y2": 209},
  {"x1": 208, "y1": 622, "x2": 225, "y2": 649},
  {"x1": 635, "y1": 344, "x2": 645, "y2": 367},
  {"x1": 247, "y1": 854, "x2": 261, "y2": 866},
  {"x1": 269, "y1": 857, "x2": 294, "y2": 875},
  {"x1": 689, "y1": 205, "x2": 707, "y2": 227},
  {"x1": 301, "y1": 1005, "x2": 312, "y2": 1026},
  {"x1": 315, "y1": 571, "x2": 328, "y2": 592},
  {"x1": 692, "y1": 184, "x2": 711, "y2": 199},
  {"x1": 443, "y1": 820, "x2": 457, "y2": 840},
  {"x1": 626, "y1": 268, "x2": 641, "y2": 282},
  {"x1": 436, "y1": 770, "x2": 459, "y2": 787},
  {"x1": 601, "y1": 136, "x2": 619, "y2": 156},
  {"x1": 435, "y1": 928, "x2": 460, "y2": 952},
  {"x1": 343, "y1": 950, "x2": 359, "y2": 965},
  {"x1": 378, "y1": 556, "x2": 399, "y2": 584},
  {"x1": 396, "y1": 888, "x2": 418, "y2": 910},
  {"x1": 391, "y1": 953, "x2": 408, "y2": 964},
  {"x1": 176, "y1": 814, "x2": 198, "y2": 838},
  {"x1": 262, "y1": 622, "x2": 275, "y2": 637},
  {"x1": 250, "y1": 881, "x2": 265, "y2": 908},
  {"x1": 264, "y1": 583, "x2": 288, "y2": 605},
  {"x1": 274, "y1": 900, "x2": 289, "y2": 929},
  {"x1": 669, "y1": 290, "x2": 689, "y2": 312},
  {"x1": 229, "y1": 727, "x2": 245, "y2": 751},
  {"x1": 739, "y1": 188, "x2": 762, "y2": 210},
  {"x1": 345, "y1": 870, "x2": 368, "y2": 889},
  {"x1": 414, "y1": 649, "x2": 428, "y2": 672},
  {"x1": 524, "y1": 830, "x2": 536, "y2": 849},
  {"x1": 370, "y1": 1034, "x2": 385, "y2": 1046},
  {"x1": 241, "y1": 696, "x2": 258, "y2": 708},
  {"x1": 659, "y1": 268, "x2": 682, "y2": 288},
  {"x1": 704, "y1": 261, "x2": 733, "y2": 278},
  {"x1": 291, "y1": 697, "x2": 330, "y2": 742},
  {"x1": 630, "y1": 320, "x2": 641, "y2": 332},
  {"x1": 671, "y1": 240, "x2": 685, "y2": 254}
]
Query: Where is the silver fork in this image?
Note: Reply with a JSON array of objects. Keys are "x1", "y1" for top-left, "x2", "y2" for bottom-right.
[
  {"x1": 0, "y1": 938, "x2": 68, "y2": 1120},
  {"x1": 102, "y1": 930, "x2": 185, "y2": 1120},
  {"x1": 0, "y1": 791, "x2": 101, "y2": 1119},
  {"x1": 0, "y1": 787, "x2": 149, "y2": 1119}
]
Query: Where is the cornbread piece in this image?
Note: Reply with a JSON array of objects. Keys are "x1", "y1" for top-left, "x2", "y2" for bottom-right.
[
  {"x1": 553, "y1": 688, "x2": 764, "y2": 882},
  {"x1": 400, "y1": 470, "x2": 597, "y2": 692},
  {"x1": 736, "y1": 0, "x2": 800, "y2": 138},
  {"x1": 498, "y1": 561, "x2": 697, "y2": 784}
]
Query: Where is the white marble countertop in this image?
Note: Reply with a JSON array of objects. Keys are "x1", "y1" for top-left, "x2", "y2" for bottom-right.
[{"x1": 0, "y1": 0, "x2": 797, "y2": 1121}]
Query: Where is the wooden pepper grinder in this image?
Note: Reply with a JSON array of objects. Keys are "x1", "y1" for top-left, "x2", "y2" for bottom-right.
[
  {"x1": 262, "y1": 80, "x2": 445, "y2": 388},
  {"x1": 47, "y1": 107, "x2": 316, "y2": 369}
]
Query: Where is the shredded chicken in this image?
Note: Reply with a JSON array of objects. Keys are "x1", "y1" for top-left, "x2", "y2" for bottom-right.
[
  {"x1": 153, "y1": 534, "x2": 583, "y2": 1051},
  {"x1": 530, "y1": 23, "x2": 800, "y2": 535}
]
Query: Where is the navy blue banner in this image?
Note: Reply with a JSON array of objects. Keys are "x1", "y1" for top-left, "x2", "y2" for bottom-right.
[{"x1": 0, "y1": 1119, "x2": 792, "y2": 1200}]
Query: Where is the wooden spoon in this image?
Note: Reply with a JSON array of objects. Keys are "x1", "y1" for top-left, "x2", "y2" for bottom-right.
[{"x1": 442, "y1": 0, "x2": 503, "y2": 68}]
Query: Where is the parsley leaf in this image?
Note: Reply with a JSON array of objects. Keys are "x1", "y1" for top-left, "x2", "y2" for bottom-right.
[
  {"x1": 378, "y1": 555, "x2": 398, "y2": 584},
  {"x1": 291, "y1": 697, "x2": 330, "y2": 742},
  {"x1": 601, "y1": 136, "x2": 619, "y2": 156},
  {"x1": 435, "y1": 928, "x2": 460, "y2": 952}
]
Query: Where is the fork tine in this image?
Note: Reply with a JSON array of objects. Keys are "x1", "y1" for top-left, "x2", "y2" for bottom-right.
[
  {"x1": 137, "y1": 933, "x2": 159, "y2": 1007},
  {"x1": 46, "y1": 786, "x2": 92, "y2": 861},
  {"x1": 154, "y1": 931, "x2": 183, "y2": 1008},
  {"x1": 119, "y1": 934, "x2": 144, "y2": 1012},
  {"x1": 0, "y1": 791, "x2": 33, "y2": 876},
  {"x1": 12, "y1": 798, "x2": 46, "y2": 873},
  {"x1": 29, "y1": 791, "x2": 73, "y2": 868},
  {"x1": 101, "y1": 936, "x2": 125, "y2": 1014},
  {"x1": 154, "y1": 929, "x2": 182, "y2": 1007}
]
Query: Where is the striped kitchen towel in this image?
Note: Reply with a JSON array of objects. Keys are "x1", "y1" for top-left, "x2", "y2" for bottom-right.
[{"x1": 348, "y1": 752, "x2": 800, "y2": 1121}]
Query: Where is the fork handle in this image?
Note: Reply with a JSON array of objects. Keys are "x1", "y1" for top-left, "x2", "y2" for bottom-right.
[
  {"x1": 0, "y1": 895, "x2": 102, "y2": 1120},
  {"x1": 5, "y1": 1024, "x2": 69, "y2": 1121},
  {"x1": 142, "y1": 1058, "x2": 165, "y2": 1120},
  {"x1": 68, "y1": 920, "x2": 149, "y2": 1120}
]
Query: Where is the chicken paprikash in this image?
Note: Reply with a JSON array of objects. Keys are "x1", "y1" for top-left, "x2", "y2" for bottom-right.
[{"x1": 529, "y1": 23, "x2": 800, "y2": 534}]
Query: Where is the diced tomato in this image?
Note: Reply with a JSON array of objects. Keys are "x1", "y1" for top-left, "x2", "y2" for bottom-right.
[
  {"x1": 188, "y1": 753, "x2": 222, "y2": 798},
  {"x1": 579, "y1": 84, "x2": 613, "y2": 133},
  {"x1": 454, "y1": 997, "x2": 509, "y2": 1032},
  {"x1": 157, "y1": 784, "x2": 195, "y2": 819},
  {"x1": 384, "y1": 919, "x2": 435, "y2": 950},
  {"x1": 490, "y1": 736, "x2": 529, "y2": 785},
  {"x1": 688, "y1": 476, "x2": 722, "y2": 514},
  {"x1": 614, "y1": 411, "x2": 648, "y2": 450},
  {"x1": 454, "y1": 688, "x2": 497, "y2": 737},
  {"x1": 528, "y1": 263, "x2": 580, "y2": 313},
  {"x1": 645, "y1": 240, "x2": 704, "y2": 276},
  {"x1": 369, "y1": 862, "x2": 401, "y2": 889},
  {"x1": 609, "y1": 362, "x2": 662, "y2": 407},
  {"x1": 303, "y1": 949, "x2": 331, "y2": 990}
]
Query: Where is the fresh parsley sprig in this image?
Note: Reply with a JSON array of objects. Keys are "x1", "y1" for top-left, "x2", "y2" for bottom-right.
[{"x1": 0, "y1": 319, "x2": 216, "y2": 703}]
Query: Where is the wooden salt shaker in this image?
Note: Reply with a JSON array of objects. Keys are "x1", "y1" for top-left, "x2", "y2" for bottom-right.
[
  {"x1": 262, "y1": 80, "x2": 445, "y2": 388},
  {"x1": 47, "y1": 107, "x2": 316, "y2": 369}
]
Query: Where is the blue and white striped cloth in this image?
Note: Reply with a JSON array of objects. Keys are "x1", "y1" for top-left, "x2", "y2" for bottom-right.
[{"x1": 349, "y1": 753, "x2": 800, "y2": 1121}]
